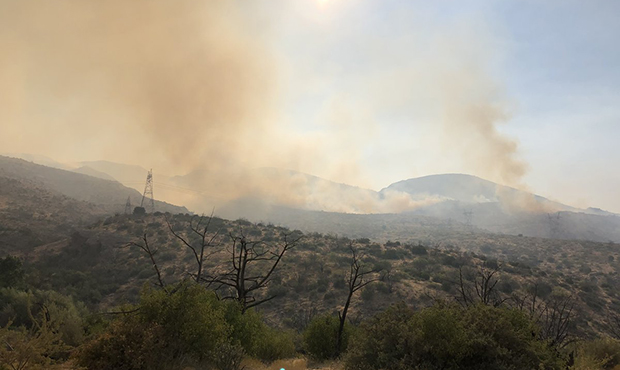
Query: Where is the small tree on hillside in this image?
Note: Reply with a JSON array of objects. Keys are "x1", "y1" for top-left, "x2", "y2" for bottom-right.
[
  {"x1": 336, "y1": 243, "x2": 381, "y2": 356},
  {"x1": 457, "y1": 264, "x2": 506, "y2": 307},
  {"x1": 204, "y1": 229, "x2": 302, "y2": 313},
  {"x1": 511, "y1": 284, "x2": 575, "y2": 348},
  {"x1": 127, "y1": 233, "x2": 166, "y2": 290},
  {"x1": 166, "y1": 212, "x2": 222, "y2": 283}
]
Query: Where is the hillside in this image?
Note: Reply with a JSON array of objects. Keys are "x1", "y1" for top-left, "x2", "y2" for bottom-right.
[
  {"x1": 215, "y1": 173, "x2": 620, "y2": 243},
  {"x1": 21, "y1": 212, "x2": 620, "y2": 340},
  {"x1": 0, "y1": 156, "x2": 188, "y2": 215},
  {"x1": 0, "y1": 176, "x2": 105, "y2": 254},
  {"x1": 383, "y1": 174, "x2": 573, "y2": 211}
]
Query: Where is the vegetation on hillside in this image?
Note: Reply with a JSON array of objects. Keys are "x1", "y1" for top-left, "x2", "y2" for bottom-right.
[{"x1": 2, "y1": 211, "x2": 620, "y2": 369}]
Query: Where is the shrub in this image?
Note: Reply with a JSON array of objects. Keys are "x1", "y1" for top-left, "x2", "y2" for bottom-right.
[
  {"x1": 0, "y1": 314, "x2": 67, "y2": 369},
  {"x1": 345, "y1": 303, "x2": 564, "y2": 370},
  {"x1": 0, "y1": 288, "x2": 86, "y2": 346},
  {"x1": 76, "y1": 284, "x2": 230, "y2": 370},
  {"x1": 76, "y1": 283, "x2": 294, "y2": 369},
  {"x1": 361, "y1": 284, "x2": 375, "y2": 301},
  {"x1": 0, "y1": 256, "x2": 24, "y2": 288},
  {"x1": 574, "y1": 338, "x2": 620, "y2": 370},
  {"x1": 303, "y1": 314, "x2": 350, "y2": 361},
  {"x1": 253, "y1": 327, "x2": 296, "y2": 362},
  {"x1": 408, "y1": 244, "x2": 428, "y2": 255}
]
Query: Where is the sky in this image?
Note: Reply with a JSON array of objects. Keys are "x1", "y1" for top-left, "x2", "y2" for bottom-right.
[{"x1": 1, "y1": 0, "x2": 619, "y2": 212}]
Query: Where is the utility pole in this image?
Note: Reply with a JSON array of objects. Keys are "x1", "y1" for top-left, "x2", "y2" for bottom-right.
[
  {"x1": 124, "y1": 196, "x2": 132, "y2": 214},
  {"x1": 140, "y1": 169, "x2": 155, "y2": 213}
]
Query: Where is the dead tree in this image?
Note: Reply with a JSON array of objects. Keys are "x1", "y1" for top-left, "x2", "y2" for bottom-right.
[
  {"x1": 511, "y1": 285, "x2": 575, "y2": 348},
  {"x1": 457, "y1": 264, "x2": 505, "y2": 307},
  {"x1": 127, "y1": 233, "x2": 166, "y2": 291},
  {"x1": 204, "y1": 230, "x2": 302, "y2": 313},
  {"x1": 337, "y1": 243, "x2": 381, "y2": 356},
  {"x1": 166, "y1": 212, "x2": 221, "y2": 283},
  {"x1": 539, "y1": 294, "x2": 574, "y2": 347}
]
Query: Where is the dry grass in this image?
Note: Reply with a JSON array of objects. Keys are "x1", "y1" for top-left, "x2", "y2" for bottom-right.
[{"x1": 242, "y1": 357, "x2": 343, "y2": 370}]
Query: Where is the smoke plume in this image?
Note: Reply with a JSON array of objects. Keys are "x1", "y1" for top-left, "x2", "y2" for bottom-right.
[{"x1": 0, "y1": 1, "x2": 536, "y2": 214}]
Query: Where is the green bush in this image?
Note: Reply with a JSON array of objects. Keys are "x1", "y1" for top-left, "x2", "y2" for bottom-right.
[
  {"x1": 76, "y1": 283, "x2": 294, "y2": 369},
  {"x1": 253, "y1": 327, "x2": 296, "y2": 362},
  {"x1": 0, "y1": 256, "x2": 24, "y2": 288},
  {"x1": 345, "y1": 303, "x2": 565, "y2": 370},
  {"x1": 574, "y1": 338, "x2": 620, "y2": 370},
  {"x1": 0, "y1": 288, "x2": 86, "y2": 346},
  {"x1": 303, "y1": 314, "x2": 350, "y2": 361}
]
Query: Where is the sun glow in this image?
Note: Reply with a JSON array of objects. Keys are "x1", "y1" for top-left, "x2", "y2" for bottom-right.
[{"x1": 317, "y1": 0, "x2": 329, "y2": 9}]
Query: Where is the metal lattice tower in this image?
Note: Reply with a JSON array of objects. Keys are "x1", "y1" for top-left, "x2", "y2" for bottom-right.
[
  {"x1": 140, "y1": 169, "x2": 155, "y2": 213},
  {"x1": 124, "y1": 196, "x2": 132, "y2": 214}
]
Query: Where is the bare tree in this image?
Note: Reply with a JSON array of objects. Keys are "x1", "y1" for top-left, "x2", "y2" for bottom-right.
[
  {"x1": 511, "y1": 285, "x2": 575, "y2": 348},
  {"x1": 205, "y1": 229, "x2": 302, "y2": 312},
  {"x1": 127, "y1": 233, "x2": 166, "y2": 291},
  {"x1": 337, "y1": 243, "x2": 381, "y2": 356},
  {"x1": 457, "y1": 264, "x2": 505, "y2": 307},
  {"x1": 166, "y1": 212, "x2": 221, "y2": 283}
]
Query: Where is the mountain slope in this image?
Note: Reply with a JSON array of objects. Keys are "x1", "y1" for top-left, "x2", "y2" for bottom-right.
[
  {"x1": 0, "y1": 156, "x2": 188, "y2": 214},
  {"x1": 0, "y1": 175, "x2": 105, "y2": 254},
  {"x1": 382, "y1": 174, "x2": 576, "y2": 212},
  {"x1": 380, "y1": 174, "x2": 620, "y2": 242},
  {"x1": 72, "y1": 166, "x2": 117, "y2": 181},
  {"x1": 215, "y1": 173, "x2": 620, "y2": 243}
]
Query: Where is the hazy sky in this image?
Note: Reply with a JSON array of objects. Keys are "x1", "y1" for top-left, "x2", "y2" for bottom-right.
[
  {"x1": 267, "y1": 0, "x2": 620, "y2": 211},
  {"x1": 1, "y1": 0, "x2": 619, "y2": 212}
]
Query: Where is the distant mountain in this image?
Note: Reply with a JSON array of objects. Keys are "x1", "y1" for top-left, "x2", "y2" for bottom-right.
[
  {"x1": 72, "y1": 166, "x2": 117, "y2": 181},
  {"x1": 1, "y1": 152, "x2": 73, "y2": 170},
  {"x1": 382, "y1": 174, "x2": 576, "y2": 213},
  {"x1": 0, "y1": 156, "x2": 188, "y2": 215},
  {"x1": 79, "y1": 160, "x2": 150, "y2": 187},
  {"x1": 215, "y1": 172, "x2": 620, "y2": 243},
  {"x1": 376, "y1": 174, "x2": 620, "y2": 242}
]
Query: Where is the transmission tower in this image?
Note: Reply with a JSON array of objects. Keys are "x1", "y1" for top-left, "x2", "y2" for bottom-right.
[
  {"x1": 140, "y1": 169, "x2": 155, "y2": 213},
  {"x1": 124, "y1": 196, "x2": 132, "y2": 214}
]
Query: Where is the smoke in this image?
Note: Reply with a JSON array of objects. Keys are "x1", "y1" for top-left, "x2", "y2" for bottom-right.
[
  {"x1": 0, "y1": 1, "x2": 538, "y2": 214},
  {"x1": 0, "y1": 0, "x2": 277, "y2": 172}
]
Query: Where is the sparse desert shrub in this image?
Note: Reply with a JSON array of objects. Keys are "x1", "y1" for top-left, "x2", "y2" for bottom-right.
[
  {"x1": 333, "y1": 277, "x2": 346, "y2": 290},
  {"x1": 361, "y1": 284, "x2": 375, "y2": 301},
  {"x1": 408, "y1": 243, "x2": 428, "y2": 255},
  {"x1": 303, "y1": 314, "x2": 350, "y2": 361},
  {"x1": 383, "y1": 248, "x2": 408, "y2": 260},
  {"x1": 267, "y1": 284, "x2": 288, "y2": 298}
]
